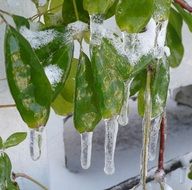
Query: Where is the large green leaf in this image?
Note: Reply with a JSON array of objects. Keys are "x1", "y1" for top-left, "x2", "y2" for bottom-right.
[
  {"x1": 62, "y1": 0, "x2": 89, "y2": 25},
  {"x1": 74, "y1": 52, "x2": 101, "y2": 133},
  {"x1": 4, "y1": 132, "x2": 27, "y2": 149},
  {"x1": 174, "y1": 3, "x2": 192, "y2": 32},
  {"x1": 115, "y1": 0, "x2": 154, "y2": 33},
  {"x1": 101, "y1": 38, "x2": 131, "y2": 81},
  {"x1": 153, "y1": 0, "x2": 171, "y2": 22},
  {"x1": 5, "y1": 26, "x2": 52, "y2": 128},
  {"x1": 167, "y1": 8, "x2": 184, "y2": 68},
  {"x1": 83, "y1": 0, "x2": 115, "y2": 14},
  {"x1": 31, "y1": 27, "x2": 74, "y2": 100},
  {"x1": 91, "y1": 45, "x2": 124, "y2": 118}
]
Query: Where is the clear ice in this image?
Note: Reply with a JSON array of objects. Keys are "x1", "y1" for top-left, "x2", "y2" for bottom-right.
[
  {"x1": 30, "y1": 126, "x2": 44, "y2": 161},
  {"x1": 148, "y1": 115, "x2": 162, "y2": 161},
  {"x1": 118, "y1": 80, "x2": 132, "y2": 126},
  {"x1": 104, "y1": 116, "x2": 119, "y2": 175},
  {"x1": 80, "y1": 132, "x2": 93, "y2": 169}
]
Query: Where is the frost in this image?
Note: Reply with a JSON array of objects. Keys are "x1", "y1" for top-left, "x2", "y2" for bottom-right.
[
  {"x1": 80, "y1": 132, "x2": 93, "y2": 169},
  {"x1": 30, "y1": 126, "x2": 44, "y2": 161},
  {"x1": 20, "y1": 27, "x2": 58, "y2": 49},
  {"x1": 104, "y1": 116, "x2": 119, "y2": 175},
  {"x1": 44, "y1": 65, "x2": 63, "y2": 87}
]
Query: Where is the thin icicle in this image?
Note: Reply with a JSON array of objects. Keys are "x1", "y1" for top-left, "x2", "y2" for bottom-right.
[
  {"x1": 140, "y1": 70, "x2": 152, "y2": 190},
  {"x1": 104, "y1": 116, "x2": 119, "y2": 175},
  {"x1": 148, "y1": 115, "x2": 162, "y2": 161},
  {"x1": 118, "y1": 80, "x2": 132, "y2": 126},
  {"x1": 30, "y1": 126, "x2": 44, "y2": 161},
  {"x1": 80, "y1": 132, "x2": 93, "y2": 169}
]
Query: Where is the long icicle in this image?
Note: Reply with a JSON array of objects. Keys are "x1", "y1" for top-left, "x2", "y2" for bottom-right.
[
  {"x1": 104, "y1": 116, "x2": 119, "y2": 175},
  {"x1": 140, "y1": 68, "x2": 152, "y2": 190}
]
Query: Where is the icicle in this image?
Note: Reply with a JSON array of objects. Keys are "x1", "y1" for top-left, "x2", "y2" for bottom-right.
[
  {"x1": 80, "y1": 132, "x2": 93, "y2": 169},
  {"x1": 30, "y1": 126, "x2": 44, "y2": 161},
  {"x1": 104, "y1": 116, "x2": 119, "y2": 175},
  {"x1": 90, "y1": 14, "x2": 104, "y2": 46},
  {"x1": 179, "y1": 157, "x2": 189, "y2": 184},
  {"x1": 162, "y1": 182, "x2": 173, "y2": 190},
  {"x1": 118, "y1": 80, "x2": 132, "y2": 126},
  {"x1": 148, "y1": 115, "x2": 162, "y2": 161},
  {"x1": 140, "y1": 70, "x2": 152, "y2": 190}
]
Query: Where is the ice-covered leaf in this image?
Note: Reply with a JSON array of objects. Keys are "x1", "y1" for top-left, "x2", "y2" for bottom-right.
[
  {"x1": 115, "y1": 0, "x2": 154, "y2": 33},
  {"x1": 0, "y1": 137, "x2": 2, "y2": 149},
  {"x1": 62, "y1": 0, "x2": 89, "y2": 25},
  {"x1": 12, "y1": 15, "x2": 30, "y2": 30},
  {"x1": 4, "y1": 133, "x2": 27, "y2": 149},
  {"x1": 105, "y1": 0, "x2": 119, "y2": 19},
  {"x1": 167, "y1": 8, "x2": 184, "y2": 68},
  {"x1": 188, "y1": 165, "x2": 192, "y2": 180},
  {"x1": 91, "y1": 45, "x2": 124, "y2": 118},
  {"x1": 74, "y1": 52, "x2": 101, "y2": 133},
  {"x1": 174, "y1": 3, "x2": 192, "y2": 32},
  {"x1": 83, "y1": 0, "x2": 115, "y2": 14},
  {"x1": 5, "y1": 26, "x2": 52, "y2": 128}
]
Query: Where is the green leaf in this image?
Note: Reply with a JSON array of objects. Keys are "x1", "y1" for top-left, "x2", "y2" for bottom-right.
[
  {"x1": 62, "y1": 0, "x2": 89, "y2": 25},
  {"x1": 138, "y1": 88, "x2": 145, "y2": 117},
  {"x1": 5, "y1": 25, "x2": 52, "y2": 128},
  {"x1": 188, "y1": 165, "x2": 192, "y2": 180},
  {"x1": 33, "y1": 27, "x2": 74, "y2": 100},
  {"x1": 101, "y1": 38, "x2": 132, "y2": 81},
  {"x1": 105, "y1": 0, "x2": 119, "y2": 19},
  {"x1": 12, "y1": 15, "x2": 30, "y2": 30},
  {"x1": 91, "y1": 45, "x2": 124, "y2": 118},
  {"x1": 174, "y1": 3, "x2": 192, "y2": 32},
  {"x1": 153, "y1": 0, "x2": 171, "y2": 22},
  {"x1": 0, "y1": 137, "x2": 2, "y2": 149},
  {"x1": 44, "y1": 0, "x2": 64, "y2": 27},
  {"x1": 4, "y1": 132, "x2": 27, "y2": 149},
  {"x1": 61, "y1": 58, "x2": 78, "y2": 103},
  {"x1": 167, "y1": 8, "x2": 184, "y2": 68},
  {"x1": 51, "y1": 94, "x2": 73, "y2": 116},
  {"x1": 115, "y1": 0, "x2": 154, "y2": 33},
  {"x1": 74, "y1": 52, "x2": 101, "y2": 133},
  {"x1": 83, "y1": 0, "x2": 115, "y2": 14}
]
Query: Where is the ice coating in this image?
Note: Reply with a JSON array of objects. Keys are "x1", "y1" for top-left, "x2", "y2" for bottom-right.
[
  {"x1": 30, "y1": 126, "x2": 44, "y2": 161},
  {"x1": 148, "y1": 115, "x2": 162, "y2": 161},
  {"x1": 104, "y1": 116, "x2": 119, "y2": 175},
  {"x1": 44, "y1": 65, "x2": 63, "y2": 87},
  {"x1": 179, "y1": 155, "x2": 190, "y2": 183},
  {"x1": 38, "y1": 0, "x2": 47, "y2": 6},
  {"x1": 80, "y1": 132, "x2": 93, "y2": 169},
  {"x1": 118, "y1": 80, "x2": 132, "y2": 126}
]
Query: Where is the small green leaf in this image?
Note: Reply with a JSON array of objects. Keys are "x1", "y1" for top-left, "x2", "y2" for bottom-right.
[
  {"x1": 174, "y1": 3, "x2": 192, "y2": 32},
  {"x1": 167, "y1": 8, "x2": 184, "y2": 68},
  {"x1": 105, "y1": 0, "x2": 119, "y2": 19},
  {"x1": 91, "y1": 45, "x2": 124, "y2": 118},
  {"x1": 74, "y1": 52, "x2": 101, "y2": 133},
  {"x1": 115, "y1": 0, "x2": 154, "y2": 33},
  {"x1": 5, "y1": 26, "x2": 52, "y2": 128},
  {"x1": 188, "y1": 165, "x2": 192, "y2": 180},
  {"x1": 0, "y1": 137, "x2": 3, "y2": 149},
  {"x1": 62, "y1": 0, "x2": 89, "y2": 25},
  {"x1": 4, "y1": 132, "x2": 27, "y2": 149},
  {"x1": 83, "y1": 0, "x2": 115, "y2": 14},
  {"x1": 12, "y1": 15, "x2": 30, "y2": 30}
]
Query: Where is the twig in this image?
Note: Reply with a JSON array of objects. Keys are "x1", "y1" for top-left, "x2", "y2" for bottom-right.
[
  {"x1": 0, "y1": 104, "x2": 16, "y2": 109},
  {"x1": 106, "y1": 152, "x2": 192, "y2": 190},
  {"x1": 174, "y1": 0, "x2": 192, "y2": 12},
  {"x1": 0, "y1": 9, "x2": 12, "y2": 16},
  {"x1": 12, "y1": 172, "x2": 48, "y2": 190}
]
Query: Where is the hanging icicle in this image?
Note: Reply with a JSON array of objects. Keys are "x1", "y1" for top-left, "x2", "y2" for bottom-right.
[
  {"x1": 104, "y1": 116, "x2": 119, "y2": 175},
  {"x1": 30, "y1": 126, "x2": 44, "y2": 161},
  {"x1": 118, "y1": 80, "x2": 132, "y2": 126},
  {"x1": 80, "y1": 132, "x2": 93, "y2": 169},
  {"x1": 140, "y1": 69, "x2": 152, "y2": 190}
]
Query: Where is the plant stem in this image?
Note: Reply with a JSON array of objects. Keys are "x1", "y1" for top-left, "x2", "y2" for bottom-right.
[
  {"x1": 0, "y1": 13, "x2": 8, "y2": 25},
  {"x1": 72, "y1": 0, "x2": 79, "y2": 20},
  {"x1": 0, "y1": 104, "x2": 16, "y2": 109},
  {"x1": 174, "y1": 0, "x2": 192, "y2": 12},
  {"x1": 0, "y1": 9, "x2": 12, "y2": 16},
  {"x1": 13, "y1": 172, "x2": 48, "y2": 190}
]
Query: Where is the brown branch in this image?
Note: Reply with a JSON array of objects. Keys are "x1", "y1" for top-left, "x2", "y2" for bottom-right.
[
  {"x1": 106, "y1": 152, "x2": 192, "y2": 190},
  {"x1": 0, "y1": 104, "x2": 16, "y2": 109},
  {"x1": 174, "y1": 0, "x2": 192, "y2": 12}
]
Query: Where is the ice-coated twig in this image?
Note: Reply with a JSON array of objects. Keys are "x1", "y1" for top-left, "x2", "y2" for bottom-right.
[
  {"x1": 174, "y1": 0, "x2": 192, "y2": 12},
  {"x1": 106, "y1": 152, "x2": 192, "y2": 190}
]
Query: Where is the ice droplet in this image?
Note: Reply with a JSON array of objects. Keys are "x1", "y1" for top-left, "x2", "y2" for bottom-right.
[
  {"x1": 148, "y1": 115, "x2": 162, "y2": 161},
  {"x1": 104, "y1": 116, "x2": 119, "y2": 175},
  {"x1": 118, "y1": 80, "x2": 132, "y2": 126},
  {"x1": 30, "y1": 126, "x2": 44, "y2": 161},
  {"x1": 80, "y1": 132, "x2": 93, "y2": 169}
]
